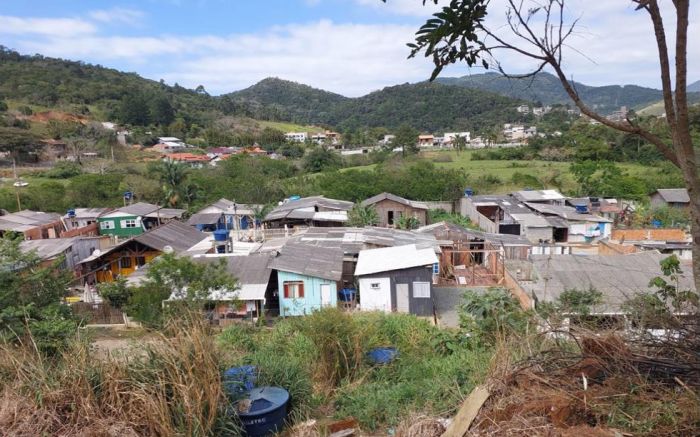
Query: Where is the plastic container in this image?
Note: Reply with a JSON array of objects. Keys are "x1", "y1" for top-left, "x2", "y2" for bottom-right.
[
  {"x1": 367, "y1": 347, "x2": 399, "y2": 365},
  {"x1": 236, "y1": 386, "x2": 290, "y2": 437},
  {"x1": 223, "y1": 365, "x2": 257, "y2": 398},
  {"x1": 339, "y1": 288, "x2": 356, "y2": 302},
  {"x1": 213, "y1": 229, "x2": 229, "y2": 241}
]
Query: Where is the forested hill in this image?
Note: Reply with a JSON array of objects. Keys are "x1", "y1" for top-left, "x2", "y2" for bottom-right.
[
  {"x1": 436, "y1": 72, "x2": 668, "y2": 114},
  {"x1": 225, "y1": 79, "x2": 526, "y2": 132}
]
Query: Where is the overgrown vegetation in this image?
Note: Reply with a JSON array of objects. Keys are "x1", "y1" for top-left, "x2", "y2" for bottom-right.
[{"x1": 217, "y1": 308, "x2": 493, "y2": 431}]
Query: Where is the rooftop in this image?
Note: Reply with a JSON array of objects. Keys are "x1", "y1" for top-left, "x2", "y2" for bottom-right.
[
  {"x1": 524, "y1": 202, "x2": 612, "y2": 223},
  {"x1": 265, "y1": 196, "x2": 354, "y2": 222},
  {"x1": 416, "y1": 221, "x2": 532, "y2": 246},
  {"x1": 269, "y1": 241, "x2": 344, "y2": 281},
  {"x1": 134, "y1": 221, "x2": 208, "y2": 253},
  {"x1": 20, "y1": 237, "x2": 76, "y2": 260},
  {"x1": 355, "y1": 244, "x2": 438, "y2": 276},
  {"x1": 513, "y1": 189, "x2": 566, "y2": 202},
  {"x1": 361, "y1": 192, "x2": 429, "y2": 210},
  {"x1": 655, "y1": 188, "x2": 690, "y2": 204}
]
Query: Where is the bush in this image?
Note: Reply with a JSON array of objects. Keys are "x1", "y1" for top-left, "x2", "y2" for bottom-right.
[
  {"x1": 459, "y1": 288, "x2": 531, "y2": 344},
  {"x1": 42, "y1": 161, "x2": 82, "y2": 178}
]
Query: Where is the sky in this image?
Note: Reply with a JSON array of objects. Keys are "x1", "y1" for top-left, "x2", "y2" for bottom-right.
[{"x1": 0, "y1": 0, "x2": 697, "y2": 96}]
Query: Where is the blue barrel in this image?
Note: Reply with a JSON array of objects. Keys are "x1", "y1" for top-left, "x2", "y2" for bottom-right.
[
  {"x1": 213, "y1": 229, "x2": 229, "y2": 241},
  {"x1": 339, "y1": 288, "x2": 356, "y2": 302},
  {"x1": 236, "y1": 387, "x2": 290, "y2": 437},
  {"x1": 652, "y1": 219, "x2": 662, "y2": 228},
  {"x1": 367, "y1": 347, "x2": 398, "y2": 365},
  {"x1": 223, "y1": 366, "x2": 257, "y2": 398}
]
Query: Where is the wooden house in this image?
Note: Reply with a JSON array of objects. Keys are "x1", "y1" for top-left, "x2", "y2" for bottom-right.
[
  {"x1": 355, "y1": 244, "x2": 438, "y2": 317},
  {"x1": 361, "y1": 192, "x2": 429, "y2": 227}
]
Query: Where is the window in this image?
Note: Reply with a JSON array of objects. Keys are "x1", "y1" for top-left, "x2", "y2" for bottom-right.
[
  {"x1": 413, "y1": 281, "x2": 431, "y2": 298},
  {"x1": 370, "y1": 283, "x2": 381, "y2": 289},
  {"x1": 119, "y1": 257, "x2": 132, "y2": 269},
  {"x1": 124, "y1": 219, "x2": 137, "y2": 228},
  {"x1": 283, "y1": 281, "x2": 305, "y2": 299},
  {"x1": 136, "y1": 256, "x2": 146, "y2": 267},
  {"x1": 100, "y1": 220, "x2": 115, "y2": 230}
]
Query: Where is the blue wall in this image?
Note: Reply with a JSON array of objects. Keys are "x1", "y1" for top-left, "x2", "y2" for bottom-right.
[{"x1": 277, "y1": 270, "x2": 338, "y2": 317}]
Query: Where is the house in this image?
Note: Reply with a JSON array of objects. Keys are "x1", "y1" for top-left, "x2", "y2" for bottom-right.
[
  {"x1": 361, "y1": 192, "x2": 429, "y2": 227},
  {"x1": 567, "y1": 197, "x2": 624, "y2": 222},
  {"x1": 418, "y1": 135, "x2": 435, "y2": 147},
  {"x1": 380, "y1": 135, "x2": 395, "y2": 146},
  {"x1": 77, "y1": 221, "x2": 208, "y2": 284},
  {"x1": 461, "y1": 194, "x2": 536, "y2": 235},
  {"x1": 285, "y1": 132, "x2": 307, "y2": 142},
  {"x1": 508, "y1": 252, "x2": 695, "y2": 315},
  {"x1": 189, "y1": 199, "x2": 260, "y2": 233},
  {"x1": 269, "y1": 242, "x2": 344, "y2": 317},
  {"x1": 168, "y1": 253, "x2": 275, "y2": 322},
  {"x1": 516, "y1": 105, "x2": 530, "y2": 114},
  {"x1": 0, "y1": 210, "x2": 63, "y2": 240},
  {"x1": 444, "y1": 132, "x2": 471, "y2": 146},
  {"x1": 62, "y1": 207, "x2": 112, "y2": 237},
  {"x1": 650, "y1": 188, "x2": 690, "y2": 209},
  {"x1": 263, "y1": 196, "x2": 354, "y2": 228},
  {"x1": 20, "y1": 236, "x2": 109, "y2": 273},
  {"x1": 522, "y1": 202, "x2": 612, "y2": 243},
  {"x1": 164, "y1": 153, "x2": 211, "y2": 168},
  {"x1": 355, "y1": 244, "x2": 438, "y2": 316},
  {"x1": 152, "y1": 142, "x2": 186, "y2": 154},
  {"x1": 97, "y1": 202, "x2": 185, "y2": 238},
  {"x1": 40, "y1": 139, "x2": 68, "y2": 161}
]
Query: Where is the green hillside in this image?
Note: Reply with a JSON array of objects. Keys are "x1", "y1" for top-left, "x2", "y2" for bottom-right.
[{"x1": 435, "y1": 72, "x2": 669, "y2": 114}]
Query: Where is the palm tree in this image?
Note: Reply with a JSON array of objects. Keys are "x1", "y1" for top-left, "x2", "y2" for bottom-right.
[{"x1": 157, "y1": 160, "x2": 189, "y2": 207}]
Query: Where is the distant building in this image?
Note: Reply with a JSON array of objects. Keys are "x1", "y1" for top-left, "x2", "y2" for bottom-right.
[
  {"x1": 650, "y1": 188, "x2": 690, "y2": 209},
  {"x1": 361, "y1": 192, "x2": 429, "y2": 227},
  {"x1": 516, "y1": 105, "x2": 530, "y2": 114},
  {"x1": 444, "y1": 132, "x2": 471, "y2": 145},
  {"x1": 263, "y1": 196, "x2": 354, "y2": 228},
  {"x1": 285, "y1": 132, "x2": 307, "y2": 142},
  {"x1": 418, "y1": 135, "x2": 435, "y2": 147},
  {"x1": 164, "y1": 153, "x2": 212, "y2": 168},
  {"x1": 0, "y1": 210, "x2": 63, "y2": 240}
]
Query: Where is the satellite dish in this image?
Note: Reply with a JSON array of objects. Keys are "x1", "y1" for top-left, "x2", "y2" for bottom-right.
[
  {"x1": 92, "y1": 249, "x2": 101, "y2": 257},
  {"x1": 163, "y1": 245, "x2": 174, "y2": 254}
]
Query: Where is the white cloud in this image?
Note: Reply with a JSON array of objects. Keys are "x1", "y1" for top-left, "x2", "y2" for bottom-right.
[
  {"x1": 1, "y1": 1, "x2": 697, "y2": 96},
  {"x1": 88, "y1": 7, "x2": 145, "y2": 24},
  {"x1": 352, "y1": 0, "x2": 442, "y2": 17},
  {"x1": 0, "y1": 15, "x2": 96, "y2": 37}
]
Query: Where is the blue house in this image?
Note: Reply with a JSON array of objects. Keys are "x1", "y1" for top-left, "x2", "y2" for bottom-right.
[
  {"x1": 269, "y1": 242, "x2": 344, "y2": 317},
  {"x1": 187, "y1": 199, "x2": 261, "y2": 232}
]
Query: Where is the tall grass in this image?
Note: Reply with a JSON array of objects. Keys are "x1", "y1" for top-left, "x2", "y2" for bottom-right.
[
  {"x1": 218, "y1": 308, "x2": 494, "y2": 431},
  {"x1": 0, "y1": 317, "x2": 241, "y2": 436}
]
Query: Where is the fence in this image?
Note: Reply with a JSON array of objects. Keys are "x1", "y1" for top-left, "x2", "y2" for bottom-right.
[{"x1": 71, "y1": 302, "x2": 124, "y2": 325}]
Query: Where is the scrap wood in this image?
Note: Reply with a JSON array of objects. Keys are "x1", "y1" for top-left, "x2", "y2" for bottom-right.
[{"x1": 442, "y1": 385, "x2": 490, "y2": 437}]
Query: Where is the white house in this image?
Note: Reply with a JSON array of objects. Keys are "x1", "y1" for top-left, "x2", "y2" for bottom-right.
[{"x1": 285, "y1": 132, "x2": 307, "y2": 142}]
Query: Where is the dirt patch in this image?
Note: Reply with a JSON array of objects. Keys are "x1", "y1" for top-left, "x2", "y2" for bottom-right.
[{"x1": 26, "y1": 111, "x2": 89, "y2": 124}]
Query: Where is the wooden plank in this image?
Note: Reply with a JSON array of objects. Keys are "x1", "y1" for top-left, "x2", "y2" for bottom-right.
[{"x1": 442, "y1": 385, "x2": 490, "y2": 437}]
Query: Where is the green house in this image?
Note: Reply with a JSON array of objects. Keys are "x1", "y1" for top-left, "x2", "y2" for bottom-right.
[{"x1": 97, "y1": 202, "x2": 185, "y2": 238}]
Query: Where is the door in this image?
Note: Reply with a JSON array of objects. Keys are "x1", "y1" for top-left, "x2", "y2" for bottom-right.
[
  {"x1": 396, "y1": 283, "x2": 409, "y2": 313},
  {"x1": 320, "y1": 284, "x2": 332, "y2": 307}
]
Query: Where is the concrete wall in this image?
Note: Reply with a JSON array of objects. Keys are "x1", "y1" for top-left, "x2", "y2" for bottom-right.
[
  {"x1": 523, "y1": 226, "x2": 554, "y2": 243},
  {"x1": 460, "y1": 198, "x2": 498, "y2": 233},
  {"x1": 277, "y1": 270, "x2": 338, "y2": 317}
]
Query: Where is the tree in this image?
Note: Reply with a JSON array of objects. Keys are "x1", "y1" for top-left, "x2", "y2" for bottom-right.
[
  {"x1": 154, "y1": 160, "x2": 190, "y2": 207},
  {"x1": 394, "y1": 124, "x2": 419, "y2": 156},
  {"x1": 453, "y1": 134, "x2": 467, "y2": 152},
  {"x1": 302, "y1": 146, "x2": 342, "y2": 173},
  {"x1": 0, "y1": 100, "x2": 8, "y2": 112},
  {"x1": 0, "y1": 237, "x2": 76, "y2": 355},
  {"x1": 347, "y1": 204, "x2": 379, "y2": 227},
  {"x1": 402, "y1": 0, "x2": 700, "y2": 291}
]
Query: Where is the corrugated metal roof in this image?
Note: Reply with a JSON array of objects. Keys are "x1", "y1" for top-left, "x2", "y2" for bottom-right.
[
  {"x1": 134, "y1": 221, "x2": 208, "y2": 252},
  {"x1": 355, "y1": 244, "x2": 438, "y2": 276},
  {"x1": 521, "y1": 252, "x2": 696, "y2": 313},
  {"x1": 287, "y1": 226, "x2": 441, "y2": 254},
  {"x1": 524, "y1": 202, "x2": 611, "y2": 223},
  {"x1": 361, "y1": 192, "x2": 429, "y2": 210},
  {"x1": 20, "y1": 237, "x2": 76, "y2": 260},
  {"x1": 269, "y1": 241, "x2": 344, "y2": 281},
  {"x1": 656, "y1": 188, "x2": 690, "y2": 203},
  {"x1": 118, "y1": 202, "x2": 160, "y2": 216},
  {"x1": 514, "y1": 189, "x2": 566, "y2": 202},
  {"x1": 63, "y1": 208, "x2": 112, "y2": 219},
  {"x1": 264, "y1": 196, "x2": 354, "y2": 222},
  {"x1": 510, "y1": 213, "x2": 552, "y2": 228},
  {"x1": 144, "y1": 208, "x2": 185, "y2": 219},
  {"x1": 187, "y1": 212, "x2": 222, "y2": 225},
  {"x1": 416, "y1": 221, "x2": 532, "y2": 246}
]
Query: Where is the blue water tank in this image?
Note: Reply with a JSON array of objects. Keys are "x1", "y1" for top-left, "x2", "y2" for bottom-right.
[
  {"x1": 213, "y1": 229, "x2": 229, "y2": 242},
  {"x1": 288, "y1": 195, "x2": 301, "y2": 201},
  {"x1": 464, "y1": 187, "x2": 474, "y2": 197},
  {"x1": 123, "y1": 191, "x2": 133, "y2": 200},
  {"x1": 367, "y1": 347, "x2": 399, "y2": 365},
  {"x1": 237, "y1": 387, "x2": 290, "y2": 437},
  {"x1": 652, "y1": 219, "x2": 662, "y2": 228},
  {"x1": 67, "y1": 209, "x2": 76, "y2": 218},
  {"x1": 575, "y1": 204, "x2": 588, "y2": 213},
  {"x1": 339, "y1": 288, "x2": 356, "y2": 302},
  {"x1": 223, "y1": 365, "x2": 257, "y2": 398}
]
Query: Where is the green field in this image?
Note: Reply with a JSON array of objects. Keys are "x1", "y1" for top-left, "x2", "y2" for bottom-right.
[{"x1": 342, "y1": 149, "x2": 651, "y2": 194}]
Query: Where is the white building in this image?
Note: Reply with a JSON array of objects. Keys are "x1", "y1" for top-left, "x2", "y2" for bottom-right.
[
  {"x1": 516, "y1": 105, "x2": 530, "y2": 114},
  {"x1": 444, "y1": 132, "x2": 471, "y2": 145},
  {"x1": 285, "y1": 132, "x2": 307, "y2": 142}
]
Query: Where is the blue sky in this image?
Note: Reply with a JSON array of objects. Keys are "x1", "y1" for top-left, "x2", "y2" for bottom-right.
[{"x1": 0, "y1": 1, "x2": 697, "y2": 96}]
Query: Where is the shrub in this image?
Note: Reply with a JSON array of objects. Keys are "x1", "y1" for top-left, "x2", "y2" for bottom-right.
[{"x1": 459, "y1": 288, "x2": 531, "y2": 344}]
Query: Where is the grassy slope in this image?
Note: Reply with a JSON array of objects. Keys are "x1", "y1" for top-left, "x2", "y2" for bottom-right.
[
  {"x1": 342, "y1": 149, "x2": 649, "y2": 194},
  {"x1": 258, "y1": 120, "x2": 324, "y2": 133}
]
